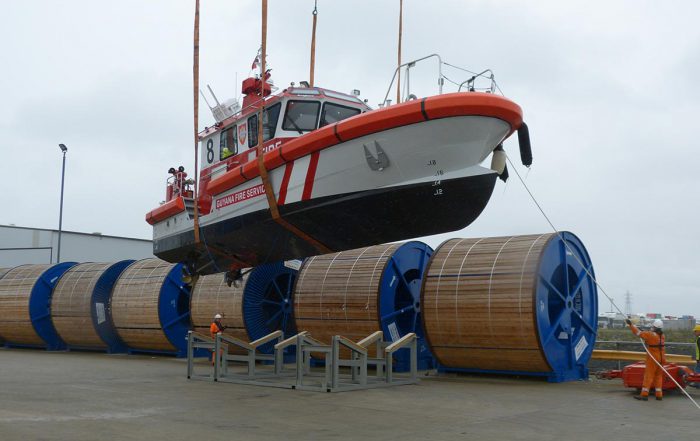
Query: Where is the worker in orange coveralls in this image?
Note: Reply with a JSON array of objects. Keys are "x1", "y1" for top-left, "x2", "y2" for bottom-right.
[
  {"x1": 626, "y1": 318, "x2": 666, "y2": 401},
  {"x1": 690, "y1": 324, "x2": 700, "y2": 388},
  {"x1": 210, "y1": 314, "x2": 226, "y2": 365}
]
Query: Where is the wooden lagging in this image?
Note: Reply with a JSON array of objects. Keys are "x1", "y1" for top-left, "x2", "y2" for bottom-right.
[
  {"x1": 190, "y1": 272, "x2": 248, "y2": 353},
  {"x1": 0, "y1": 265, "x2": 52, "y2": 346},
  {"x1": 421, "y1": 234, "x2": 554, "y2": 372},
  {"x1": 111, "y1": 259, "x2": 177, "y2": 352},
  {"x1": 0, "y1": 268, "x2": 6, "y2": 343},
  {"x1": 51, "y1": 262, "x2": 111, "y2": 349},
  {"x1": 294, "y1": 243, "x2": 401, "y2": 345}
]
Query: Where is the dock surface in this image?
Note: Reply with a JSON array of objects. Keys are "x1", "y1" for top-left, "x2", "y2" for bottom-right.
[{"x1": 0, "y1": 348, "x2": 697, "y2": 440}]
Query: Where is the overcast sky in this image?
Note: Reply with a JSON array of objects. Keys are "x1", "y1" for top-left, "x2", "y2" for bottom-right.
[{"x1": 1, "y1": 1, "x2": 698, "y2": 317}]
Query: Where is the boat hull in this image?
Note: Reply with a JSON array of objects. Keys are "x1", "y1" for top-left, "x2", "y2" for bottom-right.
[{"x1": 154, "y1": 171, "x2": 497, "y2": 274}]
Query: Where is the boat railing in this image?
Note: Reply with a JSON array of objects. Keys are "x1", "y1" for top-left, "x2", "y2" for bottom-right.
[{"x1": 380, "y1": 54, "x2": 501, "y2": 107}]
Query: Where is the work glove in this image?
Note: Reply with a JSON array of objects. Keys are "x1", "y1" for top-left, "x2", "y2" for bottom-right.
[{"x1": 625, "y1": 319, "x2": 631, "y2": 325}]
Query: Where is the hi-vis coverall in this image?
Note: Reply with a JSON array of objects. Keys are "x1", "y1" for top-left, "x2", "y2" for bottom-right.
[
  {"x1": 629, "y1": 323, "x2": 666, "y2": 398},
  {"x1": 210, "y1": 321, "x2": 225, "y2": 364},
  {"x1": 210, "y1": 321, "x2": 224, "y2": 339}
]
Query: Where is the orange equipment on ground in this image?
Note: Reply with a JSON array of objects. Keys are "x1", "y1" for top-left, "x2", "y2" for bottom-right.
[{"x1": 597, "y1": 362, "x2": 700, "y2": 391}]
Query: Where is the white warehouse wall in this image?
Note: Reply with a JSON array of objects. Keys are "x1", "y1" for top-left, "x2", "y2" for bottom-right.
[{"x1": 0, "y1": 225, "x2": 154, "y2": 267}]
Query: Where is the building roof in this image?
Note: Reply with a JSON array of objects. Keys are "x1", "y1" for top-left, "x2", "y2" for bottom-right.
[{"x1": 0, "y1": 224, "x2": 151, "y2": 243}]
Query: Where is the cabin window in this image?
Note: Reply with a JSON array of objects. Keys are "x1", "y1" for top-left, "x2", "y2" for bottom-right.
[
  {"x1": 220, "y1": 125, "x2": 237, "y2": 160},
  {"x1": 263, "y1": 103, "x2": 281, "y2": 141},
  {"x1": 283, "y1": 100, "x2": 320, "y2": 132},
  {"x1": 319, "y1": 102, "x2": 361, "y2": 127},
  {"x1": 247, "y1": 103, "x2": 282, "y2": 148},
  {"x1": 248, "y1": 114, "x2": 258, "y2": 148}
]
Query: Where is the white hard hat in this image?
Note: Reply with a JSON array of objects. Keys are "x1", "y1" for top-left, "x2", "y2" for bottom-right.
[
  {"x1": 652, "y1": 319, "x2": 663, "y2": 329},
  {"x1": 214, "y1": 314, "x2": 222, "y2": 319}
]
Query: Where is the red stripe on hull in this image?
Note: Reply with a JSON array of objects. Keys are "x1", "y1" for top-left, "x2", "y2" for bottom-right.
[
  {"x1": 278, "y1": 161, "x2": 294, "y2": 205},
  {"x1": 302, "y1": 152, "x2": 320, "y2": 201}
]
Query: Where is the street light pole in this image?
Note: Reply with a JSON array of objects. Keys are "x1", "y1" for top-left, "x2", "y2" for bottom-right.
[{"x1": 57, "y1": 143, "x2": 68, "y2": 263}]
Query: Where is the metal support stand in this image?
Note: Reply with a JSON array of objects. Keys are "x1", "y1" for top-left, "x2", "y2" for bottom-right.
[
  {"x1": 385, "y1": 333, "x2": 418, "y2": 384},
  {"x1": 186, "y1": 331, "x2": 219, "y2": 380},
  {"x1": 216, "y1": 331, "x2": 285, "y2": 383},
  {"x1": 186, "y1": 330, "x2": 419, "y2": 392}
]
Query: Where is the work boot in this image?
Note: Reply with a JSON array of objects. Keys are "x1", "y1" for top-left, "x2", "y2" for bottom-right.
[
  {"x1": 655, "y1": 396, "x2": 663, "y2": 401},
  {"x1": 633, "y1": 395, "x2": 648, "y2": 401}
]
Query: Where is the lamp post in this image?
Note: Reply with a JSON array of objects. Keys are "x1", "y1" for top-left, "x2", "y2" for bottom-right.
[{"x1": 57, "y1": 143, "x2": 68, "y2": 263}]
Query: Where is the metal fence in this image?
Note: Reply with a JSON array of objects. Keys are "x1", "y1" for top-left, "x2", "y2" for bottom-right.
[{"x1": 593, "y1": 340, "x2": 696, "y2": 370}]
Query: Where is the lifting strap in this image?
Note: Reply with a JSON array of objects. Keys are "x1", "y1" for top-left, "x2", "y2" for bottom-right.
[
  {"x1": 257, "y1": 0, "x2": 331, "y2": 254},
  {"x1": 309, "y1": 0, "x2": 318, "y2": 87},
  {"x1": 192, "y1": 0, "x2": 201, "y2": 244}
]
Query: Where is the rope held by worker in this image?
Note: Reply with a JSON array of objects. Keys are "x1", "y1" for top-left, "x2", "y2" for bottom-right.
[{"x1": 505, "y1": 154, "x2": 700, "y2": 412}]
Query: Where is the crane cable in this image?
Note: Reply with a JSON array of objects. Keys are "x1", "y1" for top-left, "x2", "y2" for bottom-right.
[
  {"x1": 309, "y1": 0, "x2": 318, "y2": 87},
  {"x1": 505, "y1": 154, "x2": 700, "y2": 411},
  {"x1": 256, "y1": 0, "x2": 331, "y2": 255}
]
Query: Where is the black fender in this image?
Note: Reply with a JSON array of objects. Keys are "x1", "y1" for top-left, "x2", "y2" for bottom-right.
[{"x1": 518, "y1": 122, "x2": 532, "y2": 167}]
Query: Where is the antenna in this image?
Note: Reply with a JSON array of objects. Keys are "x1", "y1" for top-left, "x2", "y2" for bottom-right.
[
  {"x1": 207, "y1": 84, "x2": 222, "y2": 107},
  {"x1": 200, "y1": 90, "x2": 214, "y2": 110}
]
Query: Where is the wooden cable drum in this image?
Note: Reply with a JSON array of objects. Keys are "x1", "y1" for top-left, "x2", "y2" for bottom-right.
[
  {"x1": 111, "y1": 258, "x2": 192, "y2": 355},
  {"x1": 421, "y1": 232, "x2": 598, "y2": 382},
  {"x1": 0, "y1": 263, "x2": 77, "y2": 349},
  {"x1": 190, "y1": 262, "x2": 299, "y2": 354},
  {"x1": 51, "y1": 261, "x2": 133, "y2": 352},
  {"x1": 294, "y1": 242, "x2": 434, "y2": 369},
  {"x1": 0, "y1": 268, "x2": 6, "y2": 343},
  {"x1": 190, "y1": 272, "x2": 248, "y2": 353}
]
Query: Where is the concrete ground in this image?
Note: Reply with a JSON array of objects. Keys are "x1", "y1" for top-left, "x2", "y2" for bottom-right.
[{"x1": 0, "y1": 348, "x2": 697, "y2": 441}]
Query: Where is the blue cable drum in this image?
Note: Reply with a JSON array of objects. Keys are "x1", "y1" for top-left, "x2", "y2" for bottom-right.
[
  {"x1": 377, "y1": 241, "x2": 435, "y2": 370},
  {"x1": 0, "y1": 263, "x2": 77, "y2": 350},
  {"x1": 294, "y1": 242, "x2": 435, "y2": 371},
  {"x1": 158, "y1": 262, "x2": 193, "y2": 356},
  {"x1": 51, "y1": 261, "x2": 133, "y2": 352},
  {"x1": 422, "y1": 232, "x2": 598, "y2": 382},
  {"x1": 243, "y1": 261, "x2": 299, "y2": 353},
  {"x1": 535, "y1": 232, "x2": 598, "y2": 380},
  {"x1": 111, "y1": 259, "x2": 192, "y2": 356},
  {"x1": 92, "y1": 260, "x2": 133, "y2": 352}
]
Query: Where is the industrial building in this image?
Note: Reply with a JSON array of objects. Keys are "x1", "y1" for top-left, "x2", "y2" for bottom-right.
[{"x1": 0, "y1": 224, "x2": 153, "y2": 267}]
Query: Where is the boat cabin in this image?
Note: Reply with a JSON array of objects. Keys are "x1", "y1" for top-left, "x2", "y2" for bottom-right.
[{"x1": 194, "y1": 82, "x2": 371, "y2": 215}]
